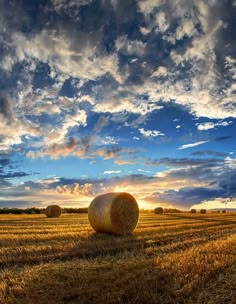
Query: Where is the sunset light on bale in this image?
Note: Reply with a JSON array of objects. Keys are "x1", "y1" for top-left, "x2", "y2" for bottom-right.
[
  {"x1": 45, "y1": 205, "x2": 62, "y2": 218},
  {"x1": 88, "y1": 192, "x2": 139, "y2": 235}
]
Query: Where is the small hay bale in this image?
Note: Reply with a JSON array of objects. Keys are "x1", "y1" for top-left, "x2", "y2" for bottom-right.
[
  {"x1": 200, "y1": 209, "x2": 206, "y2": 214},
  {"x1": 45, "y1": 205, "x2": 62, "y2": 218},
  {"x1": 88, "y1": 192, "x2": 139, "y2": 235},
  {"x1": 222, "y1": 210, "x2": 226, "y2": 213},
  {"x1": 154, "y1": 207, "x2": 164, "y2": 214},
  {"x1": 190, "y1": 209, "x2": 197, "y2": 213}
]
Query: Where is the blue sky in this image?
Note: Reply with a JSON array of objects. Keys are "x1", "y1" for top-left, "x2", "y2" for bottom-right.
[{"x1": 0, "y1": 0, "x2": 235, "y2": 210}]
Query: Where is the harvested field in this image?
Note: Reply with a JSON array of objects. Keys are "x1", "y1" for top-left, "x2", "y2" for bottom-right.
[{"x1": 0, "y1": 212, "x2": 236, "y2": 304}]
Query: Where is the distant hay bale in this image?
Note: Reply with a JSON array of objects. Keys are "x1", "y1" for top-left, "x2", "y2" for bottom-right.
[
  {"x1": 222, "y1": 210, "x2": 226, "y2": 213},
  {"x1": 154, "y1": 207, "x2": 164, "y2": 214},
  {"x1": 45, "y1": 205, "x2": 62, "y2": 218},
  {"x1": 200, "y1": 209, "x2": 206, "y2": 214},
  {"x1": 190, "y1": 209, "x2": 196, "y2": 213},
  {"x1": 88, "y1": 192, "x2": 139, "y2": 235}
]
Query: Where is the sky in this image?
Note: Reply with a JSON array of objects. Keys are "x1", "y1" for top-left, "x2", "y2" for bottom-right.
[{"x1": 0, "y1": 0, "x2": 236, "y2": 210}]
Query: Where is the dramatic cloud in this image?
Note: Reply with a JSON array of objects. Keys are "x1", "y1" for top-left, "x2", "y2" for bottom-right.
[{"x1": 0, "y1": 0, "x2": 235, "y2": 209}]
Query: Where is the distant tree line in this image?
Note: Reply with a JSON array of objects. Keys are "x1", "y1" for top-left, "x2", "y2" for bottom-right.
[
  {"x1": 0, "y1": 207, "x2": 43, "y2": 214},
  {"x1": 0, "y1": 207, "x2": 89, "y2": 214},
  {"x1": 65, "y1": 208, "x2": 88, "y2": 213},
  {"x1": 163, "y1": 208, "x2": 182, "y2": 213}
]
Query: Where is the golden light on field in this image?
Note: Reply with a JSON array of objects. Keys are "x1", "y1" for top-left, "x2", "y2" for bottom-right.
[{"x1": 0, "y1": 212, "x2": 236, "y2": 304}]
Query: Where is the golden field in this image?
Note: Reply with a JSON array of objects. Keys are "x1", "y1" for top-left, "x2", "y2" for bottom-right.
[{"x1": 0, "y1": 212, "x2": 236, "y2": 304}]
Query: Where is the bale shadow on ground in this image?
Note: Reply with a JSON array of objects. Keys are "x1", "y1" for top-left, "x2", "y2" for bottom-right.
[{"x1": 4, "y1": 232, "x2": 176, "y2": 304}]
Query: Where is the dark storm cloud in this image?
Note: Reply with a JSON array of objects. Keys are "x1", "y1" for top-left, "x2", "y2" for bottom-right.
[
  {"x1": 213, "y1": 136, "x2": 233, "y2": 142},
  {"x1": 145, "y1": 187, "x2": 226, "y2": 207},
  {"x1": 42, "y1": 173, "x2": 155, "y2": 189},
  {"x1": 93, "y1": 116, "x2": 109, "y2": 133},
  {"x1": 145, "y1": 157, "x2": 223, "y2": 167},
  {"x1": 145, "y1": 159, "x2": 236, "y2": 206},
  {"x1": 218, "y1": 172, "x2": 236, "y2": 197},
  {"x1": 191, "y1": 150, "x2": 228, "y2": 157},
  {"x1": 0, "y1": 171, "x2": 30, "y2": 179},
  {"x1": 0, "y1": 178, "x2": 11, "y2": 187},
  {"x1": 0, "y1": 96, "x2": 13, "y2": 123},
  {"x1": 0, "y1": 157, "x2": 33, "y2": 189},
  {"x1": 0, "y1": 158, "x2": 11, "y2": 167}
]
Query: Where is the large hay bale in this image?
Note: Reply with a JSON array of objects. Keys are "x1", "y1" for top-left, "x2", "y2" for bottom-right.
[
  {"x1": 190, "y1": 209, "x2": 196, "y2": 213},
  {"x1": 88, "y1": 192, "x2": 139, "y2": 235},
  {"x1": 45, "y1": 205, "x2": 62, "y2": 218},
  {"x1": 200, "y1": 209, "x2": 206, "y2": 214},
  {"x1": 154, "y1": 207, "x2": 164, "y2": 214}
]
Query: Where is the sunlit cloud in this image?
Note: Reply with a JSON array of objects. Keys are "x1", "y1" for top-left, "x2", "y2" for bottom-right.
[{"x1": 178, "y1": 141, "x2": 210, "y2": 150}]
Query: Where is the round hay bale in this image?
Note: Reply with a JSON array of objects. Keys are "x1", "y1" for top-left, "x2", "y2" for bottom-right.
[
  {"x1": 154, "y1": 207, "x2": 164, "y2": 214},
  {"x1": 45, "y1": 205, "x2": 62, "y2": 218},
  {"x1": 190, "y1": 209, "x2": 196, "y2": 213},
  {"x1": 88, "y1": 192, "x2": 139, "y2": 235},
  {"x1": 200, "y1": 209, "x2": 206, "y2": 214},
  {"x1": 222, "y1": 210, "x2": 226, "y2": 213}
]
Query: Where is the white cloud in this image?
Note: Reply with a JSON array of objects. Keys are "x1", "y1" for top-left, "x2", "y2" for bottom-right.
[
  {"x1": 139, "y1": 26, "x2": 151, "y2": 35},
  {"x1": 138, "y1": 0, "x2": 163, "y2": 15},
  {"x1": 116, "y1": 36, "x2": 146, "y2": 56},
  {"x1": 0, "y1": 96, "x2": 41, "y2": 151},
  {"x1": 100, "y1": 136, "x2": 119, "y2": 145},
  {"x1": 138, "y1": 169, "x2": 151, "y2": 173},
  {"x1": 175, "y1": 19, "x2": 196, "y2": 40},
  {"x1": 224, "y1": 157, "x2": 236, "y2": 169},
  {"x1": 178, "y1": 140, "x2": 209, "y2": 150},
  {"x1": 197, "y1": 121, "x2": 232, "y2": 131},
  {"x1": 139, "y1": 128, "x2": 164, "y2": 137},
  {"x1": 11, "y1": 30, "x2": 121, "y2": 83},
  {"x1": 154, "y1": 11, "x2": 168, "y2": 32},
  {"x1": 151, "y1": 66, "x2": 168, "y2": 78},
  {"x1": 103, "y1": 170, "x2": 121, "y2": 174},
  {"x1": 44, "y1": 109, "x2": 87, "y2": 145},
  {"x1": 93, "y1": 96, "x2": 163, "y2": 115},
  {"x1": 51, "y1": 0, "x2": 92, "y2": 15}
]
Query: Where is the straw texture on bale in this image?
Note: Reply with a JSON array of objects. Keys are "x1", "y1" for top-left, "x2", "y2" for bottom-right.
[
  {"x1": 88, "y1": 192, "x2": 139, "y2": 235},
  {"x1": 45, "y1": 205, "x2": 62, "y2": 218},
  {"x1": 200, "y1": 209, "x2": 206, "y2": 214},
  {"x1": 154, "y1": 207, "x2": 164, "y2": 214},
  {"x1": 190, "y1": 209, "x2": 197, "y2": 213}
]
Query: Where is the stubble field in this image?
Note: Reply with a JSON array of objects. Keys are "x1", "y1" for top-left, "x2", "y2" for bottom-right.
[{"x1": 0, "y1": 212, "x2": 236, "y2": 304}]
